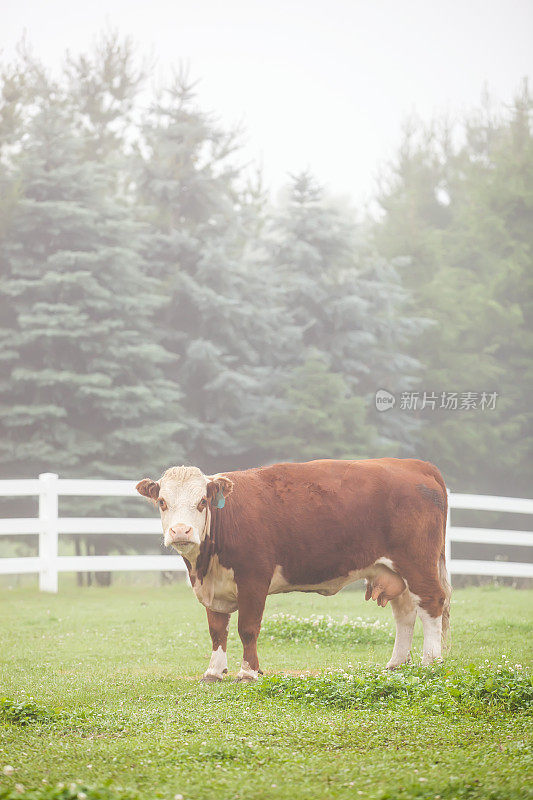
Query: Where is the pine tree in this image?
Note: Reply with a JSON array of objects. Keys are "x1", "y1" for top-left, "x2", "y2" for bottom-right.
[
  {"x1": 374, "y1": 83, "x2": 533, "y2": 494},
  {"x1": 64, "y1": 30, "x2": 147, "y2": 160},
  {"x1": 251, "y1": 351, "x2": 380, "y2": 462},
  {"x1": 0, "y1": 75, "x2": 185, "y2": 487},
  {"x1": 137, "y1": 75, "x2": 294, "y2": 470},
  {"x1": 270, "y1": 173, "x2": 423, "y2": 454}
]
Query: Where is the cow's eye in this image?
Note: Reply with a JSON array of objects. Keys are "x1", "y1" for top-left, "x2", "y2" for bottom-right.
[
  {"x1": 197, "y1": 497, "x2": 207, "y2": 511},
  {"x1": 158, "y1": 499, "x2": 167, "y2": 511}
]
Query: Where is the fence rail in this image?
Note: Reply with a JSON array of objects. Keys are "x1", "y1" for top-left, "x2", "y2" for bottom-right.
[{"x1": 0, "y1": 473, "x2": 531, "y2": 592}]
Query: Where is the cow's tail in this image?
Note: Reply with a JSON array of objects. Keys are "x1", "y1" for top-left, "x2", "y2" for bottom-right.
[
  {"x1": 436, "y1": 472, "x2": 451, "y2": 651},
  {"x1": 439, "y1": 548, "x2": 452, "y2": 651},
  {"x1": 426, "y1": 462, "x2": 452, "y2": 651}
]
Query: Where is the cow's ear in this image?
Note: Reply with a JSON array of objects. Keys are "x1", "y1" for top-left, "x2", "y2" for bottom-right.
[
  {"x1": 216, "y1": 476, "x2": 234, "y2": 498},
  {"x1": 136, "y1": 478, "x2": 160, "y2": 501},
  {"x1": 206, "y1": 475, "x2": 234, "y2": 505}
]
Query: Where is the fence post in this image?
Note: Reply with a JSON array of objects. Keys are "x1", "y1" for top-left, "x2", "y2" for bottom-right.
[
  {"x1": 39, "y1": 473, "x2": 59, "y2": 592},
  {"x1": 445, "y1": 491, "x2": 452, "y2": 586}
]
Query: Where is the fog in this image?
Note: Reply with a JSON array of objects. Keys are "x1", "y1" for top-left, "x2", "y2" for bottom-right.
[
  {"x1": 0, "y1": 2, "x2": 531, "y2": 579},
  {"x1": 3, "y1": 0, "x2": 532, "y2": 201}
]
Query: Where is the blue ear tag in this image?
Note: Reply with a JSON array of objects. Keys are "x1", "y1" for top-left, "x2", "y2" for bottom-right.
[{"x1": 215, "y1": 490, "x2": 225, "y2": 509}]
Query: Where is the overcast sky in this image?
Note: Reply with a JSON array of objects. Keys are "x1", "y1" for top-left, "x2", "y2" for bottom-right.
[{"x1": 3, "y1": 0, "x2": 532, "y2": 205}]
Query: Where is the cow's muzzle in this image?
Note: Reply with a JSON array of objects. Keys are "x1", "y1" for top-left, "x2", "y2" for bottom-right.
[{"x1": 168, "y1": 524, "x2": 193, "y2": 545}]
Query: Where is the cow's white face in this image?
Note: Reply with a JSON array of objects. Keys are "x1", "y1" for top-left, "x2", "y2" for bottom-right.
[{"x1": 136, "y1": 466, "x2": 233, "y2": 553}]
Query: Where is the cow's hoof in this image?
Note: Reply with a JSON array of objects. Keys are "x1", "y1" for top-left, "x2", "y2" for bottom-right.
[
  {"x1": 234, "y1": 673, "x2": 258, "y2": 683},
  {"x1": 200, "y1": 673, "x2": 224, "y2": 683},
  {"x1": 386, "y1": 657, "x2": 411, "y2": 670},
  {"x1": 421, "y1": 656, "x2": 442, "y2": 667}
]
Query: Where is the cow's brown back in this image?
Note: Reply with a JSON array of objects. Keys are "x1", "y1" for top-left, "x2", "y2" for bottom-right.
[{"x1": 204, "y1": 458, "x2": 447, "y2": 594}]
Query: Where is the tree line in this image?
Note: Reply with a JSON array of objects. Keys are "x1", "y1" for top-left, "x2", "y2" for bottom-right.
[{"x1": 0, "y1": 34, "x2": 531, "y2": 502}]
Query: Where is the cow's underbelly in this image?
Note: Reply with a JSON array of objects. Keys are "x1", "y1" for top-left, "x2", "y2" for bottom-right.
[
  {"x1": 268, "y1": 560, "x2": 405, "y2": 598},
  {"x1": 268, "y1": 564, "x2": 367, "y2": 596},
  {"x1": 192, "y1": 555, "x2": 239, "y2": 613},
  {"x1": 192, "y1": 556, "x2": 405, "y2": 612}
]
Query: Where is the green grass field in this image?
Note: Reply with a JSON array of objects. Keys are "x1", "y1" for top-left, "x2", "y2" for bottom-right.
[{"x1": 0, "y1": 582, "x2": 531, "y2": 800}]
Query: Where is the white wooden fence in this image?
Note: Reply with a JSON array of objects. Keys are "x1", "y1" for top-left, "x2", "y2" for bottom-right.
[{"x1": 0, "y1": 473, "x2": 531, "y2": 592}]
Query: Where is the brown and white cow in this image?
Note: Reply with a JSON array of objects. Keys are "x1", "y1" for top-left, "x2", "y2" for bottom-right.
[{"x1": 136, "y1": 458, "x2": 451, "y2": 681}]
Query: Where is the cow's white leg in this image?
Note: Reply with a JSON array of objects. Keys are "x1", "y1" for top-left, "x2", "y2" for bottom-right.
[
  {"x1": 387, "y1": 589, "x2": 417, "y2": 669},
  {"x1": 201, "y1": 609, "x2": 230, "y2": 683},
  {"x1": 202, "y1": 646, "x2": 228, "y2": 681},
  {"x1": 418, "y1": 606, "x2": 442, "y2": 665},
  {"x1": 235, "y1": 660, "x2": 259, "y2": 682}
]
